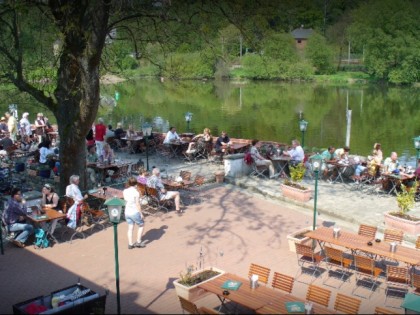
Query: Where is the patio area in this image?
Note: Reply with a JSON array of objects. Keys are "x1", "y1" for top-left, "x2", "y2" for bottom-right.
[{"x1": 0, "y1": 184, "x2": 404, "y2": 314}]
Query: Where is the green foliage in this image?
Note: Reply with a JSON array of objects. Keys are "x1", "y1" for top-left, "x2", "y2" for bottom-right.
[
  {"x1": 396, "y1": 183, "x2": 417, "y2": 214},
  {"x1": 305, "y1": 32, "x2": 336, "y2": 75},
  {"x1": 178, "y1": 266, "x2": 220, "y2": 287},
  {"x1": 163, "y1": 52, "x2": 214, "y2": 79},
  {"x1": 261, "y1": 32, "x2": 297, "y2": 62},
  {"x1": 289, "y1": 163, "x2": 306, "y2": 183}
]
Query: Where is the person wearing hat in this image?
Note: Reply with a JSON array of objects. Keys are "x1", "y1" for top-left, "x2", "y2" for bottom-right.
[
  {"x1": 34, "y1": 112, "x2": 46, "y2": 143},
  {"x1": 19, "y1": 112, "x2": 32, "y2": 137},
  {"x1": 5, "y1": 111, "x2": 17, "y2": 142},
  {"x1": 0, "y1": 116, "x2": 8, "y2": 134}
]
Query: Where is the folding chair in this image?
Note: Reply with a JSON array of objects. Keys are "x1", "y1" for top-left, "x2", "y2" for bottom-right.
[
  {"x1": 411, "y1": 273, "x2": 420, "y2": 294},
  {"x1": 295, "y1": 243, "x2": 323, "y2": 284},
  {"x1": 334, "y1": 293, "x2": 362, "y2": 314},
  {"x1": 137, "y1": 183, "x2": 158, "y2": 216},
  {"x1": 82, "y1": 202, "x2": 107, "y2": 232},
  {"x1": 384, "y1": 229, "x2": 404, "y2": 244},
  {"x1": 352, "y1": 254, "x2": 382, "y2": 299},
  {"x1": 358, "y1": 224, "x2": 377, "y2": 239},
  {"x1": 178, "y1": 296, "x2": 219, "y2": 314},
  {"x1": 306, "y1": 284, "x2": 331, "y2": 308},
  {"x1": 323, "y1": 246, "x2": 353, "y2": 289},
  {"x1": 384, "y1": 265, "x2": 410, "y2": 306},
  {"x1": 146, "y1": 186, "x2": 173, "y2": 213},
  {"x1": 248, "y1": 263, "x2": 271, "y2": 285},
  {"x1": 271, "y1": 272, "x2": 294, "y2": 294},
  {"x1": 250, "y1": 159, "x2": 269, "y2": 179}
]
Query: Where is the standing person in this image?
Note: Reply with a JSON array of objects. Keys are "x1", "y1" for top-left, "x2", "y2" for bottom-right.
[
  {"x1": 0, "y1": 116, "x2": 8, "y2": 134},
  {"x1": 5, "y1": 111, "x2": 17, "y2": 142},
  {"x1": 123, "y1": 177, "x2": 146, "y2": 249},
  {"x1": 163, "y1": 126, "x2": 180, "y2": 144},
  {"x1": 86, "y1": 145, "x2": 98, "y2": 185},
  {"x1": 34, "y1": 113, "x2": 46, "y2": 143},
  {"x1": 86, "y1": 127, "x2": 95, "y2": 147},
  {"x1": 94, "y1": 118, "x2": 106, "y2": 156},
  {"x1": 250, "y1": 139, "x2": 276, "y2": 178},
  {"x1": 19, "y1": 112, "x2": 32, "y2": 137},
  {"x1": 65, "y1": 175, "x2": 88, "y2": 229},
  {"x1": 3, "y1": 188, "x2": 34, "y2": 248}
]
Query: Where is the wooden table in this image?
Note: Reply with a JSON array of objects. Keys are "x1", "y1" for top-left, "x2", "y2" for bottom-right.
[
  {"x1": 120, "y1": 136, "x2": 143, "y2": 153},
  {"x1": 382, "y1": 173, "x2": 415, "y2": 195},
  {"x1": 198, "y1": 273, "x2": 336, "y2": 314},
  {"x1": 88, "y1": 186, "x2": 124, "y2": 201},
  {"x1": 306, "y1": 226, "x2": 420, "y2": 266},
  {"x1": 87, "y1": 162, "x2": 129, "y2": 184},
  {"x1": 327, "y1": 161, "x2": 355, "y2": 183},
  {"x1": 167, "y1": 140, "x2": 190, "y2": 158},
  {"x1": 27, "y1": 208, "x2": 66, "y2": 243},
  {"x1": 161, "y1": 179, "x2": 193, "y2": 190}
]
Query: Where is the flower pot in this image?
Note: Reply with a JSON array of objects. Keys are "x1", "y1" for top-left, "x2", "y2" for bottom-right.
[
  {"x1": 281, "y1": 183, "x2": 312, "y2": 202},
  {"x1": 384, "y1": 211, "x2": 420, "y2": 236},
  {"x1": 215, "y1": 171, "x2": 225, "y2": 183},
  {"x1": 287, "y1": 226, "x2": 314, "y2": 253},
  {"x1": 173, "y1": 267, "x2": 225, "y2": 302}
]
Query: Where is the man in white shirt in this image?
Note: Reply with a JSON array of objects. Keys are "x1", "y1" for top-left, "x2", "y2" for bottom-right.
[
  {"x1": 283, "y1": 139, "x2": 304, "y2": 163},
  {"x1": 163, "y1": 126, "x2": 180, "y2": 144}
]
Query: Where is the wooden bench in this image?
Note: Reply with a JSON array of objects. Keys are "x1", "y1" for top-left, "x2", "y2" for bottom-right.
[
  {"x1": 306, "y1": 284, "x2": 331, "y2": 307},
  {"x1": 334, "y1": 293, "x2": 361, "y2": 314}
]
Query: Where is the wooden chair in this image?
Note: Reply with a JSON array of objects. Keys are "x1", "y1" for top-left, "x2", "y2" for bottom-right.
[
  {"x1": 82, "y1": 202, "x2": 107, "y2": 231},
  {"x1": 248, "y1": 263, "x2": 271, "y2": 285},
  {"x1": 305, "y1": 284, "x2": 331, "y2": 308},
  {"x1": 415, "y1": 235, "x2": 420, "y2": 250},
  {"x1": 384, "y1": 265, "x2": 410, "y2": 306},
  {"x1": 352, "y1": 255, "x2": 382, "y2": 299},
  {"x1": 146, "y1": 186, "x2": 173, "y2": 213},
  {"x1": 180, "y1": 170, "x2": 192, "y2": 181},
  {"x1": 178, "y1": 296, "x2": 219, "y2": 314},
  {"x1": 358, "y1": 224, "x2": 377, "y2": 239},
  {"x1": 334, "y1": 293, "x2": 362, "y2": 314},
  {"x1": 323, "y1": 246, "x2": 353, "y2": 288},
  {"x1": 374, "y1": 306, "x2": 399, "y2": 314},
  {"x1": 384, "y1": 229, "x2": 404, "y2": 244},
  {"x1": 295, "y1": 243, "x2": 323, "y2": 284},
  {"x1": 412, "y1": 273, "x2": 420, "y2": 294},
  {"x1": 271, "y1": 272, "x2": 294, "y2": 294}
]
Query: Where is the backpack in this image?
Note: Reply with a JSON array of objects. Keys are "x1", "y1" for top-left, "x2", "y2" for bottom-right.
[
  {"x1": 244, "y1": 152, "x2": 253, "y2": 165},
  {"x1": 34, "y1": 228, "x2": 49, "y2": 249}
]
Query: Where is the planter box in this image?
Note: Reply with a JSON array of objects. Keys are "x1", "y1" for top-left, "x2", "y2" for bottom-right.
[
  {"x1": 384, "y1": 211, "x2": 420, "y2": 236},
  {"x1": 287, "y1": 226, "x2": 314, "y2": 253},
  {"x1": 281, "y1": 184, "x2": 312, "y2": 202},
  {"x1": 173, "y1": 267, "x2": 225, "y2": 302}
]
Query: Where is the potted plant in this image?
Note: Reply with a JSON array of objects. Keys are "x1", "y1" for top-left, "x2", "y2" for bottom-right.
[
  {"x1": 280, "y1": 163, "x2": 312, "y2": 202},
  {"x1": 287, "y1": 226, "x2": 314, "y2": 252},
  {"x1": 173, "y1": 265, "x2": 225, "y2": 302},
  {"x1": 384, "y1": 182, "x2": 420, "y2": 235}
]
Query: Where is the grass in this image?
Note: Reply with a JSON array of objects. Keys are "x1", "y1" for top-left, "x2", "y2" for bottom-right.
[{"x1": 312, "y1": 71, "x2": 373, "y2": 84}]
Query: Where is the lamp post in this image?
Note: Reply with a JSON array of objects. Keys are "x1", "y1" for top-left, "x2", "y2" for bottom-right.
[
  {"x1": 310, "y1": 153, "x2": 323, "y2": 231},
  {"x1": 104, "y1": 197, "x2": 126, "y2": 315},
  {"x1": 141, "y1": 122, "x2": 152, "y2": 171},
  {"x1": 414, "y1": 136, "x2": 420, "y2": 161},
  {"x1": 299, "y1": 119, "x2": 308, "y2": 148},
  {"x1": 185, "y1": 112, "x2": 193, "y2": 132}
]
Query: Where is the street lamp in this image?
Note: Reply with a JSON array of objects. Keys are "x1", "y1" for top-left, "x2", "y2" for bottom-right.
[
  {"x1": 185, "y1": 112, "x2": 193, "y2": 132},
  {"x1": 310, "y1": 153, "x2": 323, "y2": 231},
  {"x1": 141, "y1": 122, "x2": 152, "y2": 171},
  {"x1": 104, "y1": 197, "x2": 126, "y2": 315},
  {"x1": 413, "y1": 136, "x2": 420, "y2": 160},
  {"x1": 299, "y1": 119, "x2": 308, "y2": 148}
]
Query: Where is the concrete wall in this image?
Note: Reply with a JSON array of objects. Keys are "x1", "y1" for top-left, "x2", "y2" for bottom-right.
[{"x1": 223, "y1": 153, "x2": 250, "y2": 178}]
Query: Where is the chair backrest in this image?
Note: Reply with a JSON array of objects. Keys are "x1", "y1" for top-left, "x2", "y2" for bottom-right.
[
  {"x1": 324, "y1": 246, "x2": 344, "y2": 264},
  {"x1": 358, "y1": 224, "x2": 377, "y2": 239},
  {"x1": 374, "y1": 306, "x2": 399, "y2": 314},
  {"x1": 386, "y1": 265, "x2": 409, "y2": 286},
  {"x1": 178, "y1": 296, "x2": 200, "y2": 314},
  {"x1": 295, "y1": 243, "x2": 314, "y2": 258},
  {"x1": 248, "y1": 263, "x2": 271, "y2": 285},
  {"x1": 146, "y1": 186, "x2": 159, "y2": 198},
  {"x1": 306, "y1": 284, "x2": 331, "y2": 307},
  {"x1": 180, "y1": 170, "x2": 192, "y2": 181},
  {"x1": 271, "y1": 272, "x2": 294, "y2": 293},
  {"x1": 416, "y1": 235, "x2": 420, "y2": 250},
  {"x1": 354, "y1": 255, "x2": 380, "y2": 277},
  {"x1": 384, "y1": 228, "x2": 404, "y2": 244},
  {"x1": 137, "y1": 183, "x2": 147, "y2": 196},
  {"x1": 412, "y1": 273, "x2": 420, "y2": 291},
  {"x1": 334, "y1": 293, "x2": 361, "y2": 314}
]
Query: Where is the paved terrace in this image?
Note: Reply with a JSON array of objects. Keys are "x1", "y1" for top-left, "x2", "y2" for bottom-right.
[{"x1": 1, "y1": 150, "x2": 417, "y2": 313}]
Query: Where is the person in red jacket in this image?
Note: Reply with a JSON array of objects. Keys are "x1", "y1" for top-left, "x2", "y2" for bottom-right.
[{"x1": 95, "y1": 118, "x2": 107, "y2": 156}]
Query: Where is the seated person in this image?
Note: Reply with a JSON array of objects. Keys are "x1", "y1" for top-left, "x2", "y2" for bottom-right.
[
  {"x1": 125, "y1": 124, "x2": 136, "y2": 138},
  {"x1": 137, "y1": 169, "x2": 149, "y2": 185},
  {"x1": 367, "y1": 143, "x2": 383, "y2": 176},
  {"x1": 335, "y1": 146, "x2": 350, "y2": 162},
  {"x1": 186, "y1": 128, "x2": 212, "y2": 154},
  {"x1": 0, "y1": 134, "x2": 14, "y2": 151},
  {"x1": 320, "y1": 146, "x2": 336, "y2": 177},
  {"x1": 101, "y1": 143, "x2": 115, "y2": 163},
  {"x1": 353, "y1": 156, "x2": 367, "y2": 182},
  {"x1": 65, "y1": 175, "x2": 88, "y2": 229},
  {"x1": 214, "y1": 131, "x2": 232, "y2": 153},
  {"x1": 86, "y1": 145, "x2": 98, "y2": 184},
  {"x1": 384, "y1": 152, "x2": 402, "y2": 174},
  {"x1": 147, "y1": 168, "x2": 182, "y2": 213},
  {"x1": 283, "y1": 139, "x2": 304, "y2": 165},
  {"x1": 39, "y1": 139, "x2": 56, "y2": 169},
  {"x1": 3, "y1": 188, "x2": 34, "y2": 248},
  {"x1": 250, "y1": 139, "x2": 276, "y2": 178},
  {"x1": 163, "y1": 126, "x2": 180, "y2": 144},
  {"x1": 41, "y1": 183, "x2": 61, "y2": 235},
  {"x1": 114, "y1": 122, "x2": 125, "y2": 139},
  {"x1": 105, "y1": 124, "x2": 115, "y2": 139}
]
